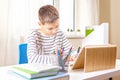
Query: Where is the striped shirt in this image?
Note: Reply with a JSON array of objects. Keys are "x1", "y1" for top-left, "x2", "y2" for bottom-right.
[{"x1": 27, "y1": 29, "x2": 72, "y2": 65}]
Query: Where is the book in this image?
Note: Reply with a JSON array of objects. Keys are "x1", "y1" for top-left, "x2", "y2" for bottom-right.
[
  {"x1": 11, "y1": 69, "x2": 69, "y2": 80},
  {"x1": 11, "y1": 63, "x2": 60, "y2": 79},
  {"x1": 31, "y1": 72, "x2": 69, "y2": 80}
]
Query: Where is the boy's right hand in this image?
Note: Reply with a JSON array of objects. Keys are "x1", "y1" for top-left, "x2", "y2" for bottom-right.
[{"x1": 68, "y1": 55, "x2": 76, "y2": 61}]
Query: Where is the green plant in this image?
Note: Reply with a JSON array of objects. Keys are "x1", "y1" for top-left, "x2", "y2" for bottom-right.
[
  {"x1": 67, "y1": 28, "x2": 73, "y2": 32},
  {"x1": 77, "y1": 29, "x2": 80, "y2": 32}
]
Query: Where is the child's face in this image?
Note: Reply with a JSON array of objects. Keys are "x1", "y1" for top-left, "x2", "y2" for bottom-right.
[{"x1": 39, "y1": 19, "x2": 59, "y2": 36}]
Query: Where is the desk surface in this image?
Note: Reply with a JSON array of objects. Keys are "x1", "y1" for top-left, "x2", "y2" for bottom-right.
[{"x1": 1, "y1": 60, "x2": 120, "y2": 80}]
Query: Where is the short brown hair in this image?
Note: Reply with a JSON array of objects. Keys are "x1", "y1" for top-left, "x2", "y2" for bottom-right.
[{"x1": 38, "y1": 5, "x2": 59, "y2": 25}]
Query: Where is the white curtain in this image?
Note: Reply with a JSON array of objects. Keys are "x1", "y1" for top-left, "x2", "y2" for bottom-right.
[
  {"x1": 0, "y1": 0, "x2": 99, "y2": 66},
  {"x1": 75, "y1": 0, "x2": 99, "y2": 36},
  {"x1": 0, "y1": 0, "x2": 53, "y2": 66}
]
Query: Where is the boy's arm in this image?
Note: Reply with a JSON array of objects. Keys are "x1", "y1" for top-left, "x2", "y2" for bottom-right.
[
  {"x1": 27, "y1": 30, "x2": 56, "y2": 64},
  {"x1": 61, "y1": 32, "x2": 77, "y2": 64}
]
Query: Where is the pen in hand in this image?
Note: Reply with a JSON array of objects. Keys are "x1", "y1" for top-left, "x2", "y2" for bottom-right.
[
  {"x1": 76, "y1": 46, "x2": 80, "y2": 56},
  {"x1": 63, "y1": 46, "x2": 72, "y2": 64}
]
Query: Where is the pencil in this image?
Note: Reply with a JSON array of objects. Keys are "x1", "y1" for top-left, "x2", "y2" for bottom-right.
[
  {"x1": 77, "y1": 47, "x2": 80, "y2": 55},
  {"x1": 68, "y1": 46, "x2": 72, "y2": 55},
  {"x1": 63, "y1": 46, "x2": 72, "y2": 64}
]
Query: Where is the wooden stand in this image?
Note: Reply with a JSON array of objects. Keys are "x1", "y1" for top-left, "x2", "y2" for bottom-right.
[{"x1": 72, "y1": 45, "x2": 117, "y2": 72}]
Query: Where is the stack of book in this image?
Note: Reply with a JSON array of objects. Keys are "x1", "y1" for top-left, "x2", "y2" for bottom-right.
[{"x1": 11, "y1": 63, "x2": 60, "y2": 79}]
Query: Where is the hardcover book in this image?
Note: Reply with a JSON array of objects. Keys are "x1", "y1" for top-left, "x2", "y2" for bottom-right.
[{"x1": 12, "y1": 63, "x2": 60, "y2": 79}]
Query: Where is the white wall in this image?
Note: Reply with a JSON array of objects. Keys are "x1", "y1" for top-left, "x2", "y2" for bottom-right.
[
  {"x1": 68, "y1": 38, "x2": 83, "y2": 49},
  {"x1": 111, "y1": 0, "x2": 120, "y2": 58}
]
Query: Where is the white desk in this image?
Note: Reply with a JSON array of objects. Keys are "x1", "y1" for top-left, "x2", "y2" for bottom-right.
[
  {"x1": 1, "y1": 60, "x2": 120, "y2": 80},
  {"x1": 69, "y1": 60, "x2": 120, "y2": 80}
]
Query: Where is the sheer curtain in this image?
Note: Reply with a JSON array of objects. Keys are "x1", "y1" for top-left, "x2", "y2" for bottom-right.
[
  {"x1": 0, "y1": 0, "x2": 53, "y2": 66},
  {"x1": 75, "y1": 0, "x2": 99, "y2": 36},
  {"x1": 0, "y1": 0, "x2": 99, "y2": 66}
]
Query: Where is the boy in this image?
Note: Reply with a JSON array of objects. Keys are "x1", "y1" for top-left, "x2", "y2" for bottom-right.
[{"x1": 27, "y1": 5, "x2": 74, "y2": 66}]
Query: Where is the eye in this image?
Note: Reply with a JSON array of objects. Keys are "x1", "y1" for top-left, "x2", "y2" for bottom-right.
[
  {"x1": 48, "y1": 28, "x2": 53, "y2": 30},
  {"x1": 55, "y1": 26, "x2": 58, "y2": 28}
]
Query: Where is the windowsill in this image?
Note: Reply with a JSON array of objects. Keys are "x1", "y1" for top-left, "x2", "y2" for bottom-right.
[{"x1": 65, "y1": 32, "x2": 85, "y2": 39}]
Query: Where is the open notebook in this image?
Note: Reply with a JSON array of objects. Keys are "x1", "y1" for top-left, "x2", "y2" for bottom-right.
[{"x1": 72, "y1": 45, "x2": 117, "y2": 72}]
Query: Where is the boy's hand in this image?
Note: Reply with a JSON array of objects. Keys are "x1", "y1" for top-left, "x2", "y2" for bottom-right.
[
  {"x1": 68, "y1": 55, "x2": 76, "y2": 61},
  {"x1": 53, "y1": 49, "x2": 63, "y2": 57},
  {"x1": 67, "y1": 55, "x2": 76, "y2": 67}
]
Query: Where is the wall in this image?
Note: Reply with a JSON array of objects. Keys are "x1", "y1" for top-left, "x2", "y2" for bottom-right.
[
  {"x1": 110, "y1": 0, "x2": 120, "y2": 59},
  {"x1": 99, "y1": 0, "x2": 110, "y2": 24},
  {"x1": 99, "y1": 0, "x2": 120, "y2": 58},
  {"x1": 68, "y1": 38, "x2": 83, "y2": 49}
]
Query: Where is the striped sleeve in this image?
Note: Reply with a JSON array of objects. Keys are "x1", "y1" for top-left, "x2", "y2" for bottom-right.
[
  {"x1": 61, "y1": 31, "x2": 73, "y2": 55},
  {"x1": 26, "y1": 30, "x2": 56, "y2": 64}
]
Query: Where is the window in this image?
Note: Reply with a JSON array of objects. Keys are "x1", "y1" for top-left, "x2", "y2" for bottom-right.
[
  {"x1": 7, "y1": 0, "x2": 99, "y2": 38},
  {"x1": 59, "y1": 0, "x2": 74, "y2": 32},
  {"x1": 54, "y1": 0, "x2": 99, "y2": 37}
]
